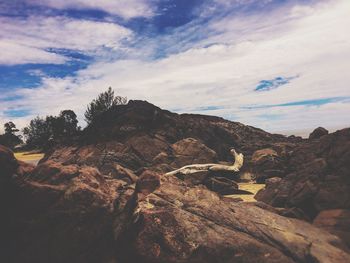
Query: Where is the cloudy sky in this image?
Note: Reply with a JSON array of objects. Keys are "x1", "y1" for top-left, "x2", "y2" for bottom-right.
[{"x1": 0, "y1": 0, "x2": 349, "y2": 136}]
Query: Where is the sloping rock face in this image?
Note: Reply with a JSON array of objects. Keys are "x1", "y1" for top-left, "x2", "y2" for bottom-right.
[
  {"x1": 313, "y1": 209, "x2": 350, "y2": 247},
  {"x1": 3, "y1": 159, "x2": 123, "y2": 262},
  {"x1": 43, "y1": 100, "x2": 294, "y2": 171},
  {"x1": 41, "y1": 100, "x2": 298, "y2": 197},
  {"x1": 120, "y1": 175, "x2": 350, "y2": 263},
  {"x1": 256, "y1": 128, "x2": 350, "y2": 222},
  {"x1": 2, "y1": 146, "x2": 350, "y2": 262}
]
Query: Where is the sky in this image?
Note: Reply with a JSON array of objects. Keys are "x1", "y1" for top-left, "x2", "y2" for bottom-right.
[{"x1": 0, "y1": 0, "x2": 349, "y2": 136}]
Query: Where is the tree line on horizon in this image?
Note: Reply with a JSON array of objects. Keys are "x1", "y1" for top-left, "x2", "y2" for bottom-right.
[{"x1": 0, "y1": 87, "x2": 127, "y2": 151}]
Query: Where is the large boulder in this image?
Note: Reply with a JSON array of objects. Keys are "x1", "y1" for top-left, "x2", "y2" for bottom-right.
[
  {"x1": 251, "y1": 148, "x2": 286, "y2": 183},
  {"x1": 116, "y1": 175, "x2": 350, "y2": 263},
  {"x1": 4, "y1": 160, "x2": 125, "y2": 263},
  {"x1": 256, "y1": 128, "x2": 350, "y2": 220},
  {"x1": 309, "y1": 127, "x2": 329, "y2": 140},
  {"x1": 171, "y1": 138, "x2": 217, "y2": 166}
]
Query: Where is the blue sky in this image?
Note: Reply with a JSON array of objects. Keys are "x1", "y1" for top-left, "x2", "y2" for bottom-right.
[{"x1": 0, "y1": 0, "x2": 349, "y2": 136}]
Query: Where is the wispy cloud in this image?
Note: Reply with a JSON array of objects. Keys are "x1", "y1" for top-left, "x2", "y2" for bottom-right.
[
  {"x1": 0, "y1": 15, "x2": 132, "y2": 65},
  {"x1": 0, "y1": 0, "x2": 349, "y2": 136},
  {"x1": 242, "y1": 97, "x2": 350, "y2": 109},
  {"x1": 26, "y1": 0, "x2": 157, "y2": 19}
]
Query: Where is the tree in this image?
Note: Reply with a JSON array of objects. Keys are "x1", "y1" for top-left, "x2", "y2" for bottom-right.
[
  {"x1": 60, "y1": 110, "x2": 79, "y2": 136},
  {"x1": 84, "y1": 87, "x2": 127, "y2": 124},
  {"x1": 0, "y1": 122, "x2": 22, "y2": 149},
  {"x1": 4, "y1": 121, "x2": 19, "y2": 135},
  {"x1": 22, "y1": 110, "x2": 80, "y2": 150},
  {"x1": 22, "y1": 117, "x2": 51, "y2": 149}
]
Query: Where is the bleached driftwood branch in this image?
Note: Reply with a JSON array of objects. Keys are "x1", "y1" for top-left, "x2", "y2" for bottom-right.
[{"x1": 165, "y1": 149, "x2": 244, "y2": 176}]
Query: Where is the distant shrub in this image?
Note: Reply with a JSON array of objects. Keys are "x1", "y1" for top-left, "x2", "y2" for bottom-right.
[
  {"x1": 0, "y1": 121, "x2": 22, "y2": 149},
  {"x1": 84, "y1": 87, "x2": 127, "y2": 124},
  {"x1": 22, "y1": 110, "x2": 80, "y2": 150}
]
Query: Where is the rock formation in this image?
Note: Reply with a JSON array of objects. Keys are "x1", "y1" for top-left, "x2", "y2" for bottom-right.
[
  {"x1": 255, "y1": 128, "x2": 350, "y2": 220},
  {"x1": 1, "y1": 101, "x2": 350, "y2": 262},
  {"x1": 1, "y1": 146, "x2": 350, "y2": 262},
  {"x1": 309, "y1": 127, "x2": 329, "y2": 139}
]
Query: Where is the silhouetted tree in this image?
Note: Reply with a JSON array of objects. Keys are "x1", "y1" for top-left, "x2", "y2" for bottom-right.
[
  {"x1": 84, "y1": 87, "x2": 127, "y2": 124},
  {"x1": 22, "y1": 110, "x2": 80, "y2": 150},
  {"x1": 4, "y1": 121, "x2": 19, "y2": 135},
  {"x1": 22, "y1": 117, "x2": 51, "y2": 149},
  {"x1": 0, "y1": 122, "x2": 22, "y2": 149},
  {"x1": 60, "y1": 110, "x2": 79, "y2": 136}
]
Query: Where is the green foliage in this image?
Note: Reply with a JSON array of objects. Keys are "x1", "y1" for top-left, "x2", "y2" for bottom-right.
[
  {"x1": 0, "y1": 122, "x2": 22, "y2": 149},
  {"x1": 22, "y1": 110, "x2": 80, "y2": 150},
  {"x1": 84, "y1": 87, "x2": 127, "y2": 124},
  {"x1": 4, "y1": 121, "x2": 19, "y2": 134},
  {"x1": 22, "y1": 117, "x2": 51, "y2": 149}
]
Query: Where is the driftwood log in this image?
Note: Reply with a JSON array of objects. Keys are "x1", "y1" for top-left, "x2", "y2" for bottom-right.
[{"x1": 166, "y1": 149, "x2": 244, "y2": 176}]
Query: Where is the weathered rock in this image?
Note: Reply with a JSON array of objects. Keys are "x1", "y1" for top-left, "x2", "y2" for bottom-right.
[
  {"x1": 256, "y1": 128, "x2": 350, "y2": 220},
  {"x1": 42, "y1": 101, "x2": 294, "y2": 175},
  {"x1": 314, "y1": 209, "x2": 350, "y2": 248},
  {"x1": 174, "y1": 170, "x2": 211, "y2": 186},
  {"x1": 0, "y1": 144, "x2": 18, "y2": 177},
  {"x1": 251, "y1": 148, "x2": 286, "y2": 183},
  {"x1": 171, "y1": 138, "x2": 218, "y2": 167},
  {"x1": 2, "y1": 142, "x2": 350, "y2": 262},
  {"x1": 4, "y1": 159, "x2": 124, "y2": 263},
  {"x1": 252, "y1": 202, "x2": 309, "y2": 221},
  {"x1": 204, "y1": 176, "x2": 240, "y2": 195},
  {"x1": 110, "y1": 163, "x2": 138, "y2": 183},
  {"x1": 266, "y1": 176, "x2": 282, "y2": 186},
  {"x1": 118, "y1": 175, "x2": 350, "y2": 263},
  {"x1": 309, "y1": 127, "x2": 329, "y2": 140},
  {"x1": 135, "y1": 170, "x2": 161, "y2": 196}
]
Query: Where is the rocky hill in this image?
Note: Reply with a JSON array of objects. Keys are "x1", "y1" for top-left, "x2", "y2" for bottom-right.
[
  {"x1": 1, "y1": 100, "x2": 349, "y2": 262},
  {"x1": 43, "y1": 100, "x2": 298, "y2": 175}
]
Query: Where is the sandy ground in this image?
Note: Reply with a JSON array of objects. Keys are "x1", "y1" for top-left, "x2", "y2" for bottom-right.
[
  {"x1": 15, "y1": 152, "x2": 45, "y2": 166},
  {"x1": 226, "y1": 183, "x2": 266, "y2": 202}
]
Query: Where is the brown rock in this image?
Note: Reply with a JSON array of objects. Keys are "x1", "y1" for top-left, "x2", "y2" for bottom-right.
[
  {"x1": 0, "y1": 145, "x2": 18, "y2": 177},
  {"x1": 251, "y1": 148, "x2": 286, "y2": 183},
  {"x1": 4, "y1": 160, "x2": 124, "y2": 263},
  {"x1": 171, "y1": 138, "x2": 217, "y2": 166},
  {"x1": 314, "y1": 209, "x2": 350, "y2": 248},
  {"x1": 256, "y1": 128, "x2": 350, "y2": 219},
  {"x1": 110, "y1": 163, "x2": 138, "y2": 183},
  {"x1": 118, "y1": 175, "x2": 350, "y2": 263},
  {"x1": 309, "y1": 127, "x2": 329, "y2": 140},
  {"x1": 135, "y1": 170, "x2": 161, "y2": 196},
  {"x1": 204, "y1": 176, "x2": 240, "y2": 195}
]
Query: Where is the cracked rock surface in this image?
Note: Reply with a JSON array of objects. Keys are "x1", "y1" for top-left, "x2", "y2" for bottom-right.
[{"x1": 1, "y1": 146, "x2": 349, "y2": 262}]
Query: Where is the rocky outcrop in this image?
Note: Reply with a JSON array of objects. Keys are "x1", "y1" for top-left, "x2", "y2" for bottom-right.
[
  {"x1": 309, "y1": 127, "x2": 329, "y2": 140},
  {"x1": 41, "y1": 101, "x2": 296, "y2": 197},
  {"x1": 256, "y1": 128, "x2": 350, "y2": 222},
  {"x1": 314, "y1": 209, "x2": 350, "y2": 248},
  {"x1": 0, "y1": 144, "x2": 18, "y2": 176},
  {"x1": 251, "y1": 148, "x2": 286, "y2": 183},
  {"x1": 117, "y1": 175, "x2": 350, "y2": 263},
  {"x1": 2, "y1": 101, "x2": 350, "y2": 262},
  {"x1": 37, "y1": 101, "x2": 301, "y2": 179},
  {"x1": 2, "y1": 145, "x2": 350, "y2": 262}
]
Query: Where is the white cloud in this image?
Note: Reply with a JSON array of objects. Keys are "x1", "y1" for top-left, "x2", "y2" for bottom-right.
[
  {"x1": 2, "y1": 0, "x2": 350, "y2": 136},
  {"x1": 0, "y1": 16, "x2": 133, "y2": 65},
  {"x1": 27, "y1": 0, "x2": 156, "y2": 19},
  {"x1": 0, "y1": 40, "x2": 66, "y2": 65}
]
